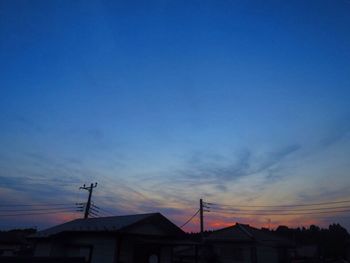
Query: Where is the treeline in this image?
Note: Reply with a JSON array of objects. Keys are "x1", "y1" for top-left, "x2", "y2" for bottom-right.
[
  {"x1": 0, "y1": 228, "x2": 37, "y2": 256},
  {"x1": 186, "y1": 223, "x2": 350, "y2": 259},
  {"x1": 0, "y1": 228, "x2": 37, "y2": 241},
  {"x1": 272, "y1": 223, "x2": 349, "y2": 259}
]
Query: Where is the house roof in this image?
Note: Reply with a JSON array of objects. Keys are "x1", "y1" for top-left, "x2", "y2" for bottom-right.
[
  {"x1": 0, "y1": 229, "x2": 35, "y2": 245},
  {"x1": 0, "y1": 232, "x2": 25, "y2": 245},
  {"x1": 206, "y1": 223, "x2": 293, "y2": 247},
  {"x1": 34, "y1": 213, "x2": 184, "y2": 238}
]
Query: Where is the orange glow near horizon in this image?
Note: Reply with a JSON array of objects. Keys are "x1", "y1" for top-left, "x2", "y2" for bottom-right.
[
  {"x1": 182, "y1": 213, "x2": 330, "y2": 233},
  {"x1": 29, "y1": 203, "x2": 342, "y2": 232},
  {"x1": 39, "y1": 212, "x2": 80, "y2": 229}
]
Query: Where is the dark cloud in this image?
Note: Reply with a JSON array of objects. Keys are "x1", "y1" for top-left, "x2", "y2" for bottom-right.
[
  {"x1": 0, "y1": 175, "x2": 75, "y2": 202},
  {"x1": 258, "y1": 144, "x2": 301, "y2": 172},
  {"x1": 296, "y1": 186, "x2": 350, "y2": 205},
  {"x1": 264, "y1": 166, "x2": 285, "y2": 183},
  {"x1": 0, "y1": 151, "x2": 98, "y2": 206},
  {"x1": 137, "y1": 144, "x2": 301, "y2": 204},
  {"x1": 176, "y1": 144, "x2": 301, "y2": 185},
  {"x1": 215, "y1": 183, "x2": 228, "y2": 192},
  {"x1": 0, "y1": 176, "x2": 27, "y2": 191},
  {"x1": 177, "y1": 150, "x2": 251, "y2": 182},
  {"x1": 23, "y1": 152, "x2": 88, "y2": 182}
]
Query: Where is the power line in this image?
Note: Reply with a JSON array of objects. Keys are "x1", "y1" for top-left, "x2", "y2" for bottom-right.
[
  {"x1": 181, "y1": 209, "x2": 200, "y2": 228},
  {"x1": 0, "y1": 203, "x2": 74, "y2": 207},
  {"x1": 211, "y1": 205, "x2": 350, "y2": 213},
  {"x1": 98, "y1": 211, "x2": 114, "y2": 217},
  {"x1": 211, "y1": 208, "x2": 350, "y2": 216},
  {"x1": 0, "y1": 210, "x2": 79, "y2": 217},
  {"x1": 0, "y1": 206, "x2": 79, "y2": 212},
  {"x1": 97, "y1": 206, "x2": 115, "y2": 216},
  {"x1": 211, "y1": 199, "x2": 350, "y2": 208}
]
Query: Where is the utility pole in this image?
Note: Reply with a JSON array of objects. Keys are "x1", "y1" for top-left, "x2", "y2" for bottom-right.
[
  {"x1": 200, "y1": 199, "x2": 204, "y2": 234},
  {"x1": 80, "y1": 182, "x2": 98, "y2": 219},
  {"x1": 199, "y1": 199, "x2": 211, "y2": 237}
]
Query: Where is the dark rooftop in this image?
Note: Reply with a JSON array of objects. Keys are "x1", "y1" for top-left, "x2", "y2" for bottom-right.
[
  {"x1": 34, "y1": 213, "x2": 162, "y2": 238},
  {"x1": 206, "y1": 223, "x2": 294, "y2": 247}
]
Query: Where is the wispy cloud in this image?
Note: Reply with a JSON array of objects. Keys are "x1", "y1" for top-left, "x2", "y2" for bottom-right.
[
  {"x1": 165, "y1": 144, "x2": 301, "y2": 188},
  {"x1": 124, "y1": 143, "x2": 302, "y2": 221},
  {"x1": 295, "y1": 185, "x2": 350, "y2": 204},
  {"x1": 0, "y1": 151, "x2": 94, "y2": 205}
]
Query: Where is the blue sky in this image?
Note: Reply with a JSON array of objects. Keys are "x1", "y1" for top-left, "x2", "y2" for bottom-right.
[{"x1": 0, "y1": 0, "x2": 350, "y2": 230}]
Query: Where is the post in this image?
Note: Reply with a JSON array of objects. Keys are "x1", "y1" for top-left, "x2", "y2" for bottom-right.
[
  {"x1": 200, "y1": 198, "x2": 204, "y2": 235},
  {"x1": 80, "y1": 183, "x2": 97, "y2": 219},
  {"x1": 84, "y1": 183, "x2": 94, "y2": 219}
]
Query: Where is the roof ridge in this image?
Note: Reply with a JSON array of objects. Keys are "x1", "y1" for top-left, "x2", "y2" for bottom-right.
[
  {"x1": 237, "y1": 223, "x2": 254, "y2": 239},
  {"x1": 210, "y1": 223, "x2": 238, "y2": 233},
  {"x1": 33, "y1": 212, "x2": 163, "y2": 238}
]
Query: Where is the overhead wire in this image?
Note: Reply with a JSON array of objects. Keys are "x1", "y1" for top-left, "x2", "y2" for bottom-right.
[
  {"x1": 0, "y1": 210, "x2": 79, "y2": 217},
  {"x1": 3, "y1": 197, "x2": 350, "y2": 222},
  {"x1": 97, "y1": 206, "x2": 116, "y2": 216},
  {"x1": 0, "y1": 206, "x2": 80, "y2": 212},
  {"x1": 180, "y1": 209, "x2": 200, "y2": 228},
  {"x1": 210, "y1": 199, "x2": 350, "y2": 208},
  {"x1": 211, "y1": 208, "x2": 350, "y2": 216},
  {"x1": 0, "y1": 203, "x2": 74, "y2": 207},
  {"x1": 207, "y1": 199, "x2": 350, "y2": 217},
  {"x1": 210, "y1": 205, "x2": 350, "y2": 213}
]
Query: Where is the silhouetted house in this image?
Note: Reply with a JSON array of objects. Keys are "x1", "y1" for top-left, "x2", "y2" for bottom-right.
[
  {"x1": 295, "y1": 244, "x2": 318, "y2": 260},
  {"x1": 204, "y1": 223, "x2": 294, "y2": 263},
  {"x1": 0, "y1": 229, "x2": 35, "y2": 256},
  {"x1": 31, "y1": 213, "x2": 186, "y2": 263},
  {"x1": 0, "y1": 232, "x2": 23, "y2": 256}
]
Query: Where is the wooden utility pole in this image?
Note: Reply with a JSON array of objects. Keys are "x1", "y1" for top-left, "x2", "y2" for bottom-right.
[
  {"x1": 80, "y1": 182, "x2": 97, "y2": 219},
  {"x1": 200, "y1": 198, "x2": 204, "y2": 234},
  {"x1": 199, "y1": 199, "x2": 211, "y2": 237}
]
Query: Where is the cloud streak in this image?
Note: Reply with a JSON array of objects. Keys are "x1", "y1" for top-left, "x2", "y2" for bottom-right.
[{"x1": 162, "y1": 144, "x2": 301, "y2": 190}]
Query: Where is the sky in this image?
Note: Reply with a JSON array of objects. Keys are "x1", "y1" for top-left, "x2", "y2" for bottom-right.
[{"x1": 0, "y1": 0, "x2": 350, "y2": 232}]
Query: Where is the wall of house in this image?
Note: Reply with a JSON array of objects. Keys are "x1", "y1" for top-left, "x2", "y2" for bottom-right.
[
  {"x1": 256, "y1": 246, "x2": 278, "y2": 263},
  {"x1": 118, "y1": 236, "x2": 173, "y2": 263},
  {"x1": 34, "y1": 235, "x2": 117, "y2": 263},
  {"x1": 35, "y1": 234, "x2": 175, "y2": 263},
  {"x1": 208, "y1": 243, "x2": 279, "y2": 263},
  {"x1": 160, "y1": 246, "x2": 172, "y2": 263},
  {"x1": 296, "y1": 245, "x2": 318, "y2": 258},
  {"x1": 213, "y1": 243, "x2": 252, "y2": 263},
  {"x1": 0, "y1": 244, "x2": 20, "y2": 256},
  {"x1": 118, "y1": 236, "x2": 134, "y2": 263},
  {"x1": 34, "y1": 241, "x2": 52, "y2": 257},
  {"x1": 80, "y1": 236, "x2": 116, "y2": 263},
  {"x1": 127, "y1": 223, "x2": 166, "y2": 236}
]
